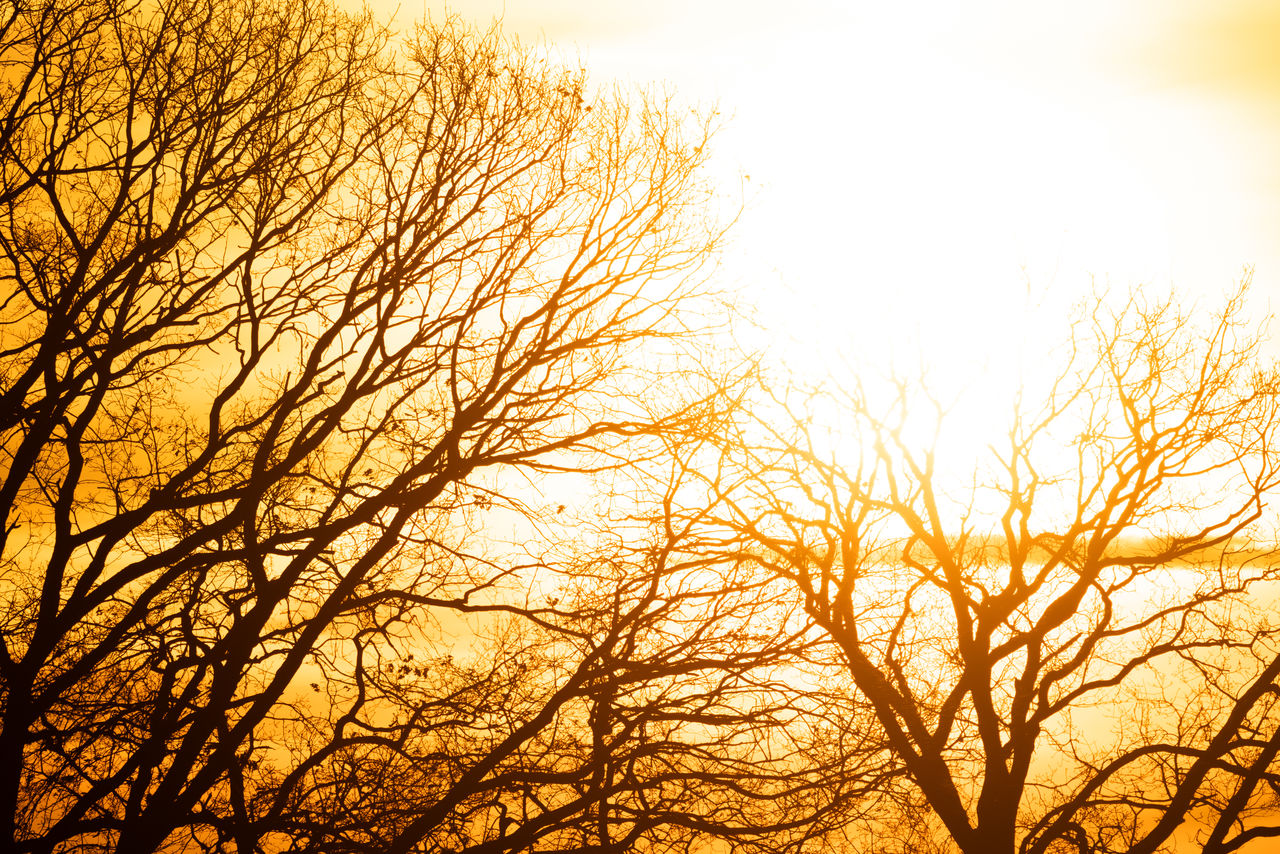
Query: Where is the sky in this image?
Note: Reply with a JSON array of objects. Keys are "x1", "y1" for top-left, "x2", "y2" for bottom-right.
[{"x1": 385, "y1": 0, "x2": 1280, "y2": 391}]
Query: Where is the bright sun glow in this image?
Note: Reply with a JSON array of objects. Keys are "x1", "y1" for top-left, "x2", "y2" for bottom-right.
[
  {"x1": 397, "y1": 0, "x2": 1279, "y2": 419},
  {"x1": 377, "y1": 0, "x2": 1280, "y2": 485}
]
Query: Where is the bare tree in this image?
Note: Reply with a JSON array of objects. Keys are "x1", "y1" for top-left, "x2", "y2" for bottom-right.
[
  {"x1": 278, "y1": 480, "x2": 870, "y2": 854},
  {"x1": 697, "y1": 283, "x2": 1280, "y2": 854},
  {"x1": 0, "y1": 0, "x2": 827, "y2": 851}
]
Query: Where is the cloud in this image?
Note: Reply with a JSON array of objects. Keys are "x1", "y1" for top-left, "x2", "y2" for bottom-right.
[{"x1": 1132, "y1": 0, "x2": 1280, "y2": 101}]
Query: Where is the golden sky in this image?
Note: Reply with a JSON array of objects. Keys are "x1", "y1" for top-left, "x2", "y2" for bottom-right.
[{"x1": 394, "y1": 0, "x2": 1280, "y2": 385}]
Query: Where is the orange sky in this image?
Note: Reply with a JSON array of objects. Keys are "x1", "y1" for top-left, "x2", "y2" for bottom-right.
[{"x1": 389, "y1": 0, "x2": 1280, "y2": 384}]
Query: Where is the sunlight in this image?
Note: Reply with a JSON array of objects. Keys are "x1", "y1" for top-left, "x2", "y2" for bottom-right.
[
  {"x1": 391, "y1": 0, "x2": 1280, "y2": 432},
  {"x1": 17, "y1": 2, "x2": 1280, "y2": 852}
]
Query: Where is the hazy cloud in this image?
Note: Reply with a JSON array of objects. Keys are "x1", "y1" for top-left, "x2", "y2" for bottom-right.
[{"x1": 1129, "y1": 0, "x2": 1280, "y2": 102}]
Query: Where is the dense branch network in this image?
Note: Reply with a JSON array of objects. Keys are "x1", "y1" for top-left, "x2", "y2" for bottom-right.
[
  {"x1": 693, "y1": 284, "x2": 1280, "y2": 854},
  {"x1": 0, "y1": 1, "x2": 847, "y2": 852}
]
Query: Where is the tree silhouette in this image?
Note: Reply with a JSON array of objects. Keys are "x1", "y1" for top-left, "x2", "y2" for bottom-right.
[
  {"x1": 0, "y1": 1, "x2": 835, "y2": 851},
  {"x1": 277, "y1": 488, "x2": 868, "y2": 854},
  {"x1": 696, "y1": 284, "x2": 1280, "y2": 854},
  {"x1": 12, "y1": 2, "x2": 1280, "y2": 853}
]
